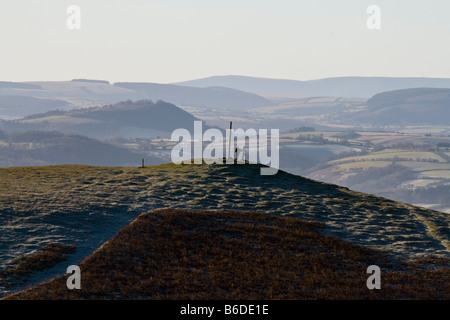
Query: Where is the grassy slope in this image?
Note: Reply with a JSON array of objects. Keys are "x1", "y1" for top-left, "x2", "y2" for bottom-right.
[
  {"x1": 0, "y1": 163, "x2": 449, "y2": 297},
  {"x1": 5, "y1": 209, "x2": 449, "y2": 300}
]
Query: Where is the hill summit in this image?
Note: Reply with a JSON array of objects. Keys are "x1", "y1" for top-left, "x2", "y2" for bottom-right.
[{"x1": 0, "y1": 163, "x2": 448, "y2": 298}]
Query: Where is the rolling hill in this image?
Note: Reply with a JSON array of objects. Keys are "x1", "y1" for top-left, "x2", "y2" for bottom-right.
[
  {"x1": 62, "y1": 99, "x2": 204, "y2": 135},
  {"x1": 0, "y1": 82, "x2": 42, "y2": 90},
  {"x1": 0, "y1": 163, "x2": 448, "y2": 298},
  {"x1": 342, "y1": 88, "x2": 450, "y2": 126},
  {"x1": 176, "y1": 75, "x2": 450, "y2": 99},
  {"x1": 0, "y1": 96, "x2": 72, "y2": 119},
  {"x1": 114, "y1": 82, "x2": 271, "y2": 109},
  {"x1": 0, "y1": 100, "x2": 207, "y2": 139},
  {"x1": 0, "y1": 130, "x2": 161, "y2": 167},
  {"x1": 0, "y1": 79, "x2": 271, "y2": 120}
]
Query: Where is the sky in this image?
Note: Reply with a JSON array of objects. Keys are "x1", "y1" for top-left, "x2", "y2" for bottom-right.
[{"x1": 1, "y1": 0, "x2": 450, "y2": 83}]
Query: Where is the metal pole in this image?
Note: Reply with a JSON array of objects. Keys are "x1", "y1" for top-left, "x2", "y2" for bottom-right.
[{"x1": 228, "y1": 121, "x2": 232, "y2": 159}]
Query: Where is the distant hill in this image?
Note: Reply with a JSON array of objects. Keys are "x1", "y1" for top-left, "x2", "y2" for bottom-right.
[
  {"x1": 23, "y1": 80, "x2": 139, "y2": 102},
  {"x1": 71, "y1": 79, "x2": 110, "y2": 85},
  {"x1": 113, "y1": 82, "x2": 271, "y2": 109},
  {"x1": 0, "y1": 82, "x2": 42, "y2": 90},
  {"x1": 0, "y1": 130, "x2": 160, "y2": 167},
  {"x1": 0, "y1": 81, "x2": 135, "y2": 117},
  {"x1": 344, "y1": 88, "x2": 450, "y2": 126},
  {"x1": 0, "y1": 80, "x2": 271, "y2": 118},
  {"x1": 67, "y1": 99, "x2": 203, "y2": 133},
  {"x1": 0, "y1": 100, "x2": 208, "y2": 139},
  {"x1": 176, "y1": 75, "x2": 450, "y2": 98},
  {"x1": 0, "y1": 96, "x2": 72, "y2": 118}
]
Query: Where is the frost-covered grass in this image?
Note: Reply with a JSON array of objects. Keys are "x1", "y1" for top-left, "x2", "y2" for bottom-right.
[
  {"x1": 0, "y1": 163, "x2": 449, "y2": 298},
  {"x1": 5, "y1": 209, "x2": 449, "y2": 300}
]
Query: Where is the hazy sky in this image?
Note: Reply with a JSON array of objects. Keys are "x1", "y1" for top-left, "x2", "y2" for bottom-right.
[{"x1": 1, "y1": 0, "x2": 450, "y2": 83}]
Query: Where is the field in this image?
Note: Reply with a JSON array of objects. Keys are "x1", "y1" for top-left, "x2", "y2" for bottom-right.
[
  {"x1": 329, "y1": 149, "x2": 448, "y2": 165},
  {"x1": 316, "y1": 148, "x2": 450, "y2": 189},
  {"x1": 249, "y1": 97, "x2": 365, "y2": 122},
  {"x1": 0, "y1": 163, "x2": 449, "y2": 298},
  {"x1": 281, "y1": 131, "x2": 343, "y2": 141}
]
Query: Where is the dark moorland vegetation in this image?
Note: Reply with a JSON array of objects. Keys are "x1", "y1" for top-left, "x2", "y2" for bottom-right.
[
  {"x1": 6, "y1": 209, "x2": 449, "y2": 300},
  {"x1": 0, "y1": 243, "x2": 77, "y2": 288}
]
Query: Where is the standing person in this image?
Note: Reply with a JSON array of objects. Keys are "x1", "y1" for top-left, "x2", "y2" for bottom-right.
[{"x1": 235, "y1": 147, "x2": 244, "y2": 161}]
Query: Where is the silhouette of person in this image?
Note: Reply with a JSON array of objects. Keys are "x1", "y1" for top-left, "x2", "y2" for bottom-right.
[{"x1": 235, "y1": 147, "x2": 244, "y2": 161}]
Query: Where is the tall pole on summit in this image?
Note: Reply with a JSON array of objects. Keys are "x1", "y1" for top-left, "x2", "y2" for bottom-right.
[{"x1": 228, "y1": 121, "x2": 232, "y2": 159}]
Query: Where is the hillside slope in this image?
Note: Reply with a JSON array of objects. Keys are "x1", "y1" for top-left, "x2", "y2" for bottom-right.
[
  {"x1": 5, "y1": 209, "x2": 449, "y2": 300},
  {"x1": 0, "y1": 96, "x2": 71, "y2": 119},
  {"x1": 0, "y1": 100, "x2": 206, "y2": 139},
  {"x1": 0, "y1": 163, "x2": 449, "y2": 298},
  {"x1": 342, "y1": 88, "x2": 450, "y2": 126},
  {"x1": 114, "y1": 82, "x2": 271, "y2": 109},
  {"x1": 176, "y1": 75, "x2": 450, "y2": 98},
  {"x1": 0, "y1": 80, "x2": 271, "y2": 120},
  {"x1": 0, "y1": 131, "x2": 161, "y2": 167}
]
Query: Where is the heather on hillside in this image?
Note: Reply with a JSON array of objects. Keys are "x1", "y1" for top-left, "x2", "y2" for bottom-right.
[{"x1": 7, "y1": 209, "x2": 448, "y2": 300}]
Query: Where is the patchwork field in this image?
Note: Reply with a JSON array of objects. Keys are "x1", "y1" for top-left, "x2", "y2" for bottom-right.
[
  {"x1": 329, "y1": 149, "x2": 448, "y2": 165},
  {"x1": 313, "y1": 148, "x2": 450, "y2": 189}
]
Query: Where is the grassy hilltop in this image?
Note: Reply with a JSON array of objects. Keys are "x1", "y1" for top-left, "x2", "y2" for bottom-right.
[{"x1": 0, "y1": 163, "x2": 449, "y2": 299}]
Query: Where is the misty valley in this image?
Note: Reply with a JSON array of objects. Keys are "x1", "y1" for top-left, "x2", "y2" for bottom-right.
[
  {"x1": 1, "y1": 78, "x2": 450, "y2": 213},
  {"x1": 0, "y1": 76, "x2": 449, "y2": 301}
]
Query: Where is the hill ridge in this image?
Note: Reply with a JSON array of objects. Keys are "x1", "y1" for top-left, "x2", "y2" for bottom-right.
[
  {"x1": 176, "y1": 75, "x2": 450, "y2": 98},
  {"x1": 0, "y1": 163, "x2": 448, "y2": 297}
]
